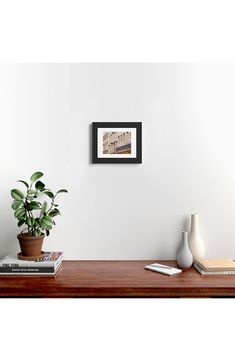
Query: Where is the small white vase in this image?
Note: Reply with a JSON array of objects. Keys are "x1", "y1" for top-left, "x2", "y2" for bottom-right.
[
  {"x1": 176, "y1": 231, "x2": 193, "y2": 268},
  {"x1": 188, "y1": 214, "x2": 205, "y2": 259}
]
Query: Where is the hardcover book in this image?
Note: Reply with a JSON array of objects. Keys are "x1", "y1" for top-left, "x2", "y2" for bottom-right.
[
  {"x1": 195, "y1": 258, "x2": 235, "y2": 271},
  {"x1": 0, "y1": 262, "x2": 62, "y2": 276},
  {"x1": 194, "y1": 262, "x2": 235, "y2": 275}
]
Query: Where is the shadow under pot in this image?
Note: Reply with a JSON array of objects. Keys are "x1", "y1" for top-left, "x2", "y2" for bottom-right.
[{"x1": 17, "y1": 232, "x2": 45, "y2": 259}]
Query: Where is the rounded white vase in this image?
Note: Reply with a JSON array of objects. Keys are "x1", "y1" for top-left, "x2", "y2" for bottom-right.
[
  {"x1": 176, "y1": 231, "x2": 193, "y2": 268},
  {"x1": 188, "y1": 214, "x2": 205, "y2": 259}
]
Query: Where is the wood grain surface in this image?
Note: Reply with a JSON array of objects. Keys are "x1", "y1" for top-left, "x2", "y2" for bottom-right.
[{"x1": 1, "y1": 260, "x2": 235, "y2": 297}]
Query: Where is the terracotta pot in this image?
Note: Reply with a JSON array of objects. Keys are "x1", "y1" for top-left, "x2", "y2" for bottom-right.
[{"x1": 17, "y1": 232, "x2": 45, "y2": 257}]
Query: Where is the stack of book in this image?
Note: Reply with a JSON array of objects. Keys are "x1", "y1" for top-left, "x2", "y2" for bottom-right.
[
  {"x1": 0, "y1": 251, "x2": 63, "y2": 276},
  {"x1": 194, "y1": 258, "x2": 235, "y2": 275}
]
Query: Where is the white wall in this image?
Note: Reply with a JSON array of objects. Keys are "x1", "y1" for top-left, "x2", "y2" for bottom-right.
[{"x1": 0, "y1": 63, "x2": 235, "y2": 260}]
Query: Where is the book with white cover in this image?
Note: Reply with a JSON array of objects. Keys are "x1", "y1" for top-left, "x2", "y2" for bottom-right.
[
  {"x1": 0, "y1": 262, "x2": 62, "y2": 276},
  {"x1": 0, "y1": 252, "x2": 63, "y2": 268},
  {"x1": 145, "y1": 263, "x2": 182, "y2": 276}
]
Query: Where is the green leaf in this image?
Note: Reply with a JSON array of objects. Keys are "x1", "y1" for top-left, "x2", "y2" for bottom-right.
[
  {"x1": 33, "y1": 229, "x2": 41, "y2": 237},
  {"x1": 43, "y1": 224, "x2": 52, "y2": 231},
  {"x1": 35, "y1": 218, "x2": 42, "y2": 227},
  {"x1": 41, "y1": 215, "x2": 53, "y2": 226},
  {"x1": 17, "y1": 215, "x2": 26, "y2": 221},
  {"x1": 35, "y1": 180, "x2": 45, "y2": 191},
  {"x1": 17, "y1": 180, "x2": 29, "y2": 188},
  {"x1": 11, "y1": 189, "x2": 24, "y2": 200},
  {"x1": 27, "y1": 196, "x2": 35, "y2": 201},
  {"x1": 26, "y1": 216, "x2": 35, "y2": 227},
  {"x1": 48, "y1": 209, "x2": 61, "y2": 217},
  {"x1": 27, "y1": 201, "x2": 41, "y2": 210},
  {"x1": 40, "y1": 201, "x2": 47, "y2": 216},
  {"x1": 12, "y1": 200, "x2": 23, "y2": 210},
  {"x1": 30, "y1": 171, "x2": 43, "y2": 184},
  {"x1": 28, "y1": 189, "x2": 36, "y2": 195},
  {"x1": 18, "y1": 219, "x2": 25, "y2": 227},
  {"x1": 14, "y1": 208, "x2": 26, "y2": 220},
  {"x1": 56, "y1": 189, "x2": 68, "y2": 195},
  {"x1": 41, "y1": 216, "x2": 53, "y2": 230},
  {"x1": 43, "y1": 191, "x2": 54, "y2": 198},
  {"x1": 42, "y1": 223, "x2": 52, "y2": 231}
]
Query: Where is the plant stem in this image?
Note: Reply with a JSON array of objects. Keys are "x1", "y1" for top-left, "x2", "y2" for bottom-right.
[
  {"x1": 25, "y1": 185, "x2": 32, "y2": 233},
  {"x1": 47, "y1": 196, "x2": 55, "y2": 214}
]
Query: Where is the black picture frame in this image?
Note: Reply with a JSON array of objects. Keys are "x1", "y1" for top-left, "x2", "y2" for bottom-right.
[{"x1": 92, "y1": 122, "x2": 142, "y2": 164}]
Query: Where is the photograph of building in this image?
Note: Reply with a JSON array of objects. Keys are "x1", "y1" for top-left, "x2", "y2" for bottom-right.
[{"x1": 103, "y1": 132, "x2": 131, "y2": 154}]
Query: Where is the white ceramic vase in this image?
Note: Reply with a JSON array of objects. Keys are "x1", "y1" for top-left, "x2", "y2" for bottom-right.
[
  {"x1": 176, "y1": 231, "x2": 193, "y2": 268},
  {"x1": 188, "y1": 214, "x2": 205, "y2": 259}
]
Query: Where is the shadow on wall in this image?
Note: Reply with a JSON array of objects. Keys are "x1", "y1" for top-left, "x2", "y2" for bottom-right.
[
  {"x1": 89, "y1": 123, "x2": 92, "y2": 164},
  {"x1": 175, "y1": 215, "x2": 191, "y2": 254},
  {"x1": 156, "y1": 215, "x2": 191, "y2": 259},
  {"x1": 0, "y1": 193, "x2": 18, "y2": 258}
]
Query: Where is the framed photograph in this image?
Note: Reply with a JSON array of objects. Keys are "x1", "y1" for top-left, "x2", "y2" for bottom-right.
[{"x1": 92, "y1": 122, "x2": 142, "y2": 163}]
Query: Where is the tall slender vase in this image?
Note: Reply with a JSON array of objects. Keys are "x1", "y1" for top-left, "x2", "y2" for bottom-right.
[
  {"x1": 176, "y1": 231, "x2": 193, "y2": 268},
  {"x1": 188, "y1": 214, "x2": 205, "y2": 259}
]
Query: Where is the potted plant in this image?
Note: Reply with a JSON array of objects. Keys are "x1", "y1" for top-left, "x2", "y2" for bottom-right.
[{"x1": 10, "y1": 171, "x2": 68, "y2": 260}]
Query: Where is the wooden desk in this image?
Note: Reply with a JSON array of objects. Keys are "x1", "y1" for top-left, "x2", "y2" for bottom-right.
[{"x1": 0, "y1": 260, "x2": 235, "y2": 298}]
